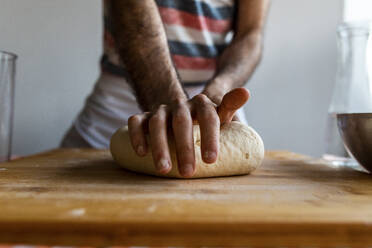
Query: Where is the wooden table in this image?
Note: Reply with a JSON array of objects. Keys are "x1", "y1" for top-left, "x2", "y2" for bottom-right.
[{"x1": 0, "y1": 149, "x2": 371, "y2": 247}]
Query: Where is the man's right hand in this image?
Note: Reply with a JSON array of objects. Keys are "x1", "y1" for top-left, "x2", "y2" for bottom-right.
[{"x1": 127, "y1": 88, "x2": 250, "y2": 178}]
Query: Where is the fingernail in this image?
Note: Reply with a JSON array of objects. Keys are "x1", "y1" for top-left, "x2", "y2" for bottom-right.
[
  {"x1": 158, "y1": 159, "x2": 170, "y2": 173},
  {"x1": 137, "y1": 145, "x2": 145, "y2": 156},
  {"x1": 204, "y1": 151, "x2": 217, "y2": 162},
  {"x1": 181, "y1": 164, "x2": 194, "y2": 177}
]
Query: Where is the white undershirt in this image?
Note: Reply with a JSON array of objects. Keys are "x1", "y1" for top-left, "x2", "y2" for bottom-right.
[{"x1": 74, "y1": 72, "x2": 247, "y2": 148}]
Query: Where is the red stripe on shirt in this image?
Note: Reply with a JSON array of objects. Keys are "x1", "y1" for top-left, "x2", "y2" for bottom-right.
[
  {"x1": 172, "y1": 54, "x2": 217, "y2": 70},
  {"x1": 159, "y1": 7, "x2": 231, "y2": 33}
]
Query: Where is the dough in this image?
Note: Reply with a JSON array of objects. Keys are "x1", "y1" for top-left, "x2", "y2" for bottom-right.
[{"x1": 110, "y1": 121, "x2": 264, "y2": 178}]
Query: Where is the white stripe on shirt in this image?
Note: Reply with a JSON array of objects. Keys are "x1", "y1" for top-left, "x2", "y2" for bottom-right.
[
  {"x1": 195, "y1": 0, "x2": 234, "y2": 7},
  {"x1": 164, "y1": 24, "x2": 231, "y2": 46},
  {"x1": 178, "y1": 68, "x2": 215, "y2": 82}
]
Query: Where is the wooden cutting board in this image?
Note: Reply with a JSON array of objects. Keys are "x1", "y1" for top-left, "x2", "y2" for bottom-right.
[{"x1": 0, "y1": 148, "x2": 371, "y2": 247}]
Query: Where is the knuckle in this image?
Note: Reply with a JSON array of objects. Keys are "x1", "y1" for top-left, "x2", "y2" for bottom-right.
[
  {"x1": 149, "y1": 114, "x2": 162, "y2": 127},
  {"x1": 205, "y1": 109, "x2": 219, "y2": 120},
  {"x1": 173, "y1": 98, "x2": 187, "y2": 107},
  {"x1": 193, "y1": 94, "x2": 209, "y2": 105},
  {"x1": 152, "y1": 105, "x2": 168, "y2": 119},
  {"x1": 156, "y1": 104, "x2": 167, "y2": 113},
  {"x1": 128, "y1": 114, "x2": 141, "y2": 124},
  {"x1": 199, "y1": 106, "x2": 218, "y2": 121},
  {"x1": 173, "y1": 110, "x2": 188, "y2": 125},
  {"x1": 180, "y1": 144, "x2": 194, "y2": 154},
  {"x1": 199, "y1": 103, "x2": 213, "y2": 113}
]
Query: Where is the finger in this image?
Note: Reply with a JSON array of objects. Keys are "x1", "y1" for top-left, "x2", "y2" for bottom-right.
[
  {"x1": 172, "y1": 102, "x2": 195, "y2": 177},
  {"x1": 218, "y1": 88, "x2": 250, "y2": 125},
  {"x1": 148, "y1": 105, "x2": 172, "y2": 174},
  {"x1": 128, "y1": 114, "x2": 148, "y2": 156},
  {"x1": 193, "y1": 94, "x2": 220, "y2": 164},
  {"x1": 232, "y1": 115, "x2": 240, "y2": 122}
]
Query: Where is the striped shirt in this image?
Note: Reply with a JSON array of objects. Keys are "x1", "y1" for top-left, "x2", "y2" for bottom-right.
[
  {"x1": 72, "y1": 0, "x2": 238, "y2": 148},
  {"x1": 102, "y1": 0, "x2": 236, "y2": 85}
]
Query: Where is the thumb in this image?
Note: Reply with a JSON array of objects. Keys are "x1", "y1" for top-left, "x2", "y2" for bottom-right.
[{"x1": 217, "y1": 88, "x2": 250, "y2": 125}]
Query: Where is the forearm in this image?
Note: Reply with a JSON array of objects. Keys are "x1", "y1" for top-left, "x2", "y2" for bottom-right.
[
  {"x1": 203, "y1": 31, "x2": 263, "y2": 104},
  {"x1": 110, "y1": 1, "x2": 186, "y2": 111}
]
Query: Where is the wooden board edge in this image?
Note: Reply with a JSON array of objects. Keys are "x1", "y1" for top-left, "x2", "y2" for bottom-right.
[{"x1": 0, "y1": 222, "x2": 370, "y2": 247}]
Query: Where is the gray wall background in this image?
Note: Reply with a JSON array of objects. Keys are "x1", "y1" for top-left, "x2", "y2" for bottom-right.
[{"x1": 0, "y1": 0, "x2": 342, "y2": 157}]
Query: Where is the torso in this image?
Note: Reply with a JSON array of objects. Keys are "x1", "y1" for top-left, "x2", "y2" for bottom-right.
[
  {"x1": 102, "y1": 0, "x2": 236, "y2": 85},
  {"x1": 72, "y1": 0, "x2": 238, "y2": 148}
]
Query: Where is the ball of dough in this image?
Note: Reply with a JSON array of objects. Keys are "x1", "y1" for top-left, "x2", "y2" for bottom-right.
[{"x1": 110, "y1": 121, "x2": 264, "y2": 178}]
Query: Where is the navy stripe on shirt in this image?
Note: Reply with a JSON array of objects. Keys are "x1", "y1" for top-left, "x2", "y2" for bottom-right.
[
  {"x1": 168, "y1": 41, "x2": 227, "y2": 58},
  {"x1": 156, "y1": 0, "x2": 234, "y2": 20}
]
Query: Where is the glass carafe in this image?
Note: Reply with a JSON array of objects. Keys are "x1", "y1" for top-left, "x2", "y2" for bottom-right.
[
  {"x1": 0, "y1": 51, "x2": 17, "y2": 162},
  {"x1": 324, "y1": 22, "x2": 372, "y2": 166}
]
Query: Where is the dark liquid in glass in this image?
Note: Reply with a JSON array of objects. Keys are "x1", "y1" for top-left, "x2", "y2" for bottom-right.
[{"x1": 337, "y1": 113, "x2": 372, "y2": 173}]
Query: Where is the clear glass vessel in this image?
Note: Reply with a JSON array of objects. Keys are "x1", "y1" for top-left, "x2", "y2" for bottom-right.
[
  {"x1": 324, "y1": 22, "x2": 372, "y2": 167},
  {"x1": 0, "y1": 51, "x2": 17, "y2": 163}
]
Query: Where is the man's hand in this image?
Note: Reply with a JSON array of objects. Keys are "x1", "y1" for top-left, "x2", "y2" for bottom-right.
[
  {"x1": 111, "y1": 0, "x2": 267, "y2": 177},
  {"x1": 128, "y1": 88, "x2": 249, "y2": 178},
  {"x1": 202, "y1": 0, "x2": 270, "y2": 104}
]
